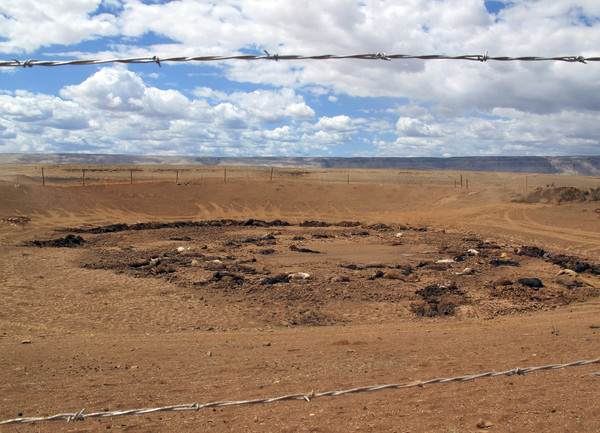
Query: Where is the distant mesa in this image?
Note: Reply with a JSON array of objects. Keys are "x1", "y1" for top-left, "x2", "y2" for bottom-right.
[{"x1": 0, "y1": 153, "x2": 599, "y2": 175}]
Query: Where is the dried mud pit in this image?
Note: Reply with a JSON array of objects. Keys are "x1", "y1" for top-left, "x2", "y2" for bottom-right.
[
  {"x1": 41, "y1": 219, "x2": 600, "y2": 329},
  {"x1": 2, "y1": 178, "x2": 600, "y2": 432}
]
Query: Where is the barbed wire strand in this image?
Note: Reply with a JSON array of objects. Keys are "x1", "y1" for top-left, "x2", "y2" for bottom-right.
[
  {"x1": 1, "y1": 52, "x2": 598, "y2": 68},
  {"x1": 1, "y1": 357, "x2": 598, "y2": 426}
]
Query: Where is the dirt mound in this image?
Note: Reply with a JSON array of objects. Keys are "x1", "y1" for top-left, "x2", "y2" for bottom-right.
[{"x1": 515, "y1": 186, "x2": 600, "y2": 204}]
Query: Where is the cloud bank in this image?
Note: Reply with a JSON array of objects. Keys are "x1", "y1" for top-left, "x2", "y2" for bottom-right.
[{"x1": 0, "y1": 0, "x2": 599, "y2": 157}]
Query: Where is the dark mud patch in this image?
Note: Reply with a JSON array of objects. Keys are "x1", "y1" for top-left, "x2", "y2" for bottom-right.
[
  {"x1": 517, "y1": 245, "x2": 600, "y2": 275},
  {"x1": 66, "y1": 219, "x2": 292, "y2": 234},
  {"x1": 30, "y1": 234, "x2": 85, "y2": 248},
  {"x1": 489, "y1": 282, "x2": 597, "y2": 306},
  {"x1": 411, "y1": 281, "x2": 468, "y2": 317},
  {"x1": 68, "y1": 223, "x2": 600, "y2": 325}
]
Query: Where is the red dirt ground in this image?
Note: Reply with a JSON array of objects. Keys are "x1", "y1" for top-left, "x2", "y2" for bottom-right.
[{"x1": 1, "y1": 175, "x2": 599, "y2": 432}]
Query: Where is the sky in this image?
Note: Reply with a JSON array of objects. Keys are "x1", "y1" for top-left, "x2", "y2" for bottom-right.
[{"x1": 0, "y1": 0, "x2": 599, "y2": 158}]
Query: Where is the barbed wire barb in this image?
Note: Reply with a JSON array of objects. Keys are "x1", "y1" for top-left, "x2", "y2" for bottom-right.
[
  {"x1": 1, "y1": 357, "x2": 598, "y2": 426},
  {"x1": 1, "y1": 52, "x2": 599, "y2": 68}
]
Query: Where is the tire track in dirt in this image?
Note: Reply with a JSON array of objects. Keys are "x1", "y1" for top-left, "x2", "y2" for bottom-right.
[
  {"x1": 196, "y1": 201, "x2": 229, "y2": 219},
  {"x1": 503, "y1": 208, "x2": 600, "y2": 254}
]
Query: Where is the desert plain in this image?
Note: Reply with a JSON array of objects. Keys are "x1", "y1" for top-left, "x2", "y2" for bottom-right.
[{"x1": 0, "y1": 165, "x2": 599, "y2": 432}]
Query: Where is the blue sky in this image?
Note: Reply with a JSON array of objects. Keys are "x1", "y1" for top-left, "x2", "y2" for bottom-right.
[{"x1": 1, "y1": 0, "x2": 599, "y2": 157}]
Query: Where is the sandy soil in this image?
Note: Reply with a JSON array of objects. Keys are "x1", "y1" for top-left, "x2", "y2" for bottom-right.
[{"x1": 1, "y1": 174, "x2": 599, "y2": 432}]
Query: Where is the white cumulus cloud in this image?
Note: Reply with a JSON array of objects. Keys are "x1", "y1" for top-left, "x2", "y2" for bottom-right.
[
  {"x1": 0, "y1": 0, "x2": 118, "y2": 54},
  {"x1": 1, "y1": 0, "x2": 599, "y2": 156}
]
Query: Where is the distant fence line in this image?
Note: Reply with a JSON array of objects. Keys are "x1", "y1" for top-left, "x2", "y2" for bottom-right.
[{"x1": 3, "y1": 164, "x2": 599, "y2": 191}]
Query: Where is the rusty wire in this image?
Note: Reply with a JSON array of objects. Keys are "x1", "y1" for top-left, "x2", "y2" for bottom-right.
[
  {"x1": 1, "y1": 52, "x2": 598, "y2": 68},
  {"x1": 1, "y1": 357, "x2": 598, "y2": 426}
]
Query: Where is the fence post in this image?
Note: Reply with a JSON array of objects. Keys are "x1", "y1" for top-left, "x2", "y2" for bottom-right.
[
  {"x1": 466, "y1": 178, "x2": 469, "y2": 189},
  {"x1": 270, "y1": 167, "x2": 274, "y2": 182},
  {"x1": 460, "y1": 174, "x2": 463, "y2": 188},
  {"x1": 42, "y1": 167, "x2": 45, "y2": 186},
  {"x1": 224, "y1": 167, "x2": 227, "y2": 183},
  {"x1": 82, "y1": 169, "x2": 86, "y2": 187},
  {"x1": 176, "y1": 170, "x2": 179, "y2": 184},
  {"x1": 130, "y1": 169, "x2": 133, "y2": 185}
]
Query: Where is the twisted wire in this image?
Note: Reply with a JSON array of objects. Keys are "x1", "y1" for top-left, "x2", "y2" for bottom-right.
[
  {"x1": 1, "y1": 357, "x2": 598, "y2": 425},
  {"x1": 1, "y1": 53, "x2": 598, "y2": 68}
]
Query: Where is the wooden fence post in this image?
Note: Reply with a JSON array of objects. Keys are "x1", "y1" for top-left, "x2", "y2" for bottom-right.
[
  {"x1": 42, "y1": 167, "x2": 45, "y2": 186},
  {"x1": 82, "y1": 169, "x2": 86, "y2": 187}
]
